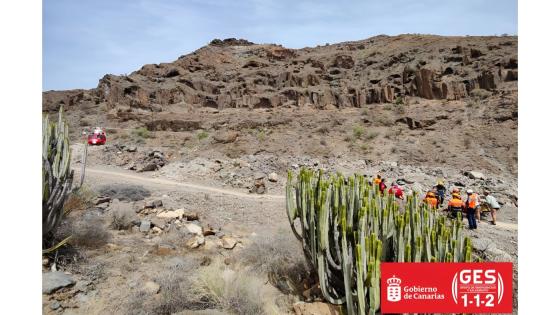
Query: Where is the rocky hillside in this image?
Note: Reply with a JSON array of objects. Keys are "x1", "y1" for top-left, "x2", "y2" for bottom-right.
[
  {"x1": 42, "y1": 34, "x2": 518, "y2": 178},
  {"x1": 43, "y1": 34, "x2": 517, "y2": 112}
]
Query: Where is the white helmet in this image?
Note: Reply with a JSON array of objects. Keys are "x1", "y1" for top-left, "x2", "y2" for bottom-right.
[{"x1": 466, "y1": 189, "x2": 473, "y2": 194}]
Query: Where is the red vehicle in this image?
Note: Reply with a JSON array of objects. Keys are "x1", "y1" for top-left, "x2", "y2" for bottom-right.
[{"x1": 87, "y1": 127, "x2": 107, "y2": 145}]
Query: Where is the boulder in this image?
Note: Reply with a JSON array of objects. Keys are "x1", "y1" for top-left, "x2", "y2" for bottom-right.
[
  {"x1": 145, "y1": 199, "x2": 163, "y2": 209},
  {"x1": 185, "y1": 223, "x2": 203, "y2": 236},
  {"x1": 42, "y1": 272, "x2": 75, "y2": 294},
  {"x1": 139, "y1": 220, "x2": 151, "y2": 232},
  {"x1": 220, "y1": 237, "x2": 238, "y2": 249},
  {"x1": 187, "y1": 236, "x2": 206, "y2": 248},
  {"x1": 466, "y1": 171, "x2": 485, "y2": 180},
  {"x1": 95, "y1": 196, "x2": 111, "y2": 205},
  {"x1": 293, "y1": 301, "x2": 341, "y2": 315},
  {"x1": 151, "y1": 217, "x2": 168, "y2": 229},
  {"x1": 213, "y1": 131, "x2": 239, "y2": 144},
  {"x1": 250, "y1": 178, "x2": 266, "y2": 194},
  {"x1": 156, "y1": 208, "x2": 185, "y2": 219},
  {"x1": 268, "y1": 172, "x2": 278, "y2": 182},
  {"x1": 185, "y1": 212, "x2": 199, "y2": 221}
]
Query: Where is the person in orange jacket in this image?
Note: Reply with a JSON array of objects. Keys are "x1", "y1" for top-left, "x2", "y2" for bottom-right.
[
  {"x1": 447, "y1": 193, "x2": 465, "y2": 218},
  {"x1": 465, "y1": 189, "x2": 480, "y2": 229},
  {"x1": 424, "y1": 191, "x2": 438, "y2": 208},
  {"x1": 374, "y1": 174, "x2": 382, "y2": 186}
]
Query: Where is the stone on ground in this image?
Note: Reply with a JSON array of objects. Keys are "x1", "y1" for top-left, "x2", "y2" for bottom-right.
[{"x1": 42, "y1": 271, "x2": 76, "y2": 294}]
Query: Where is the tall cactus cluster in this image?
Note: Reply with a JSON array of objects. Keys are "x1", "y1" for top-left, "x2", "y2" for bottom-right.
[
  {"x1": 286, "y1": 168, "x2": 474, "y2": 314},
  {"x1": 43, "y1": 107, "x2": 74, "y2": 246}
]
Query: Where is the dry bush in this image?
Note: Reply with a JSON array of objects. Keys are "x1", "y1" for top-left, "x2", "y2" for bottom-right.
[
  {"x1": 191, "y1": 264, "x2": 267, "y2": 315},
  {"x1": 69, "y1": 215, "x2": 111, "y2": 248},
  {"x1": 375, "y1": 113, "x2": 393, "y2": 127},
  {"x1": 64, "y1": 186, "x2": 96, "y2": 213},
  {"x1": 109, "y1": 207, "x2": 135, "y2": 230},
  {"x1": 125, "y1": 257, "x2": 199, "y2": 315},
  {"x1": 470, "y1": 88, "x2": 491, "y2": 100},
  {"x1": 365, "y1": 131, "x2": 379, "y2": 140},
  {"x1": 235, "y1": 232, "x2": 310, "y2": 295}
]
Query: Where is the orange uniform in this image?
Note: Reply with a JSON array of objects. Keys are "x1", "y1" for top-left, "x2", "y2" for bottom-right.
[
  {"x1": 466, "y1": 193, "x2": 479, "y2": 209},
  {"x1": 448, "y1": 198, "x2": 464, "y2": 208},
  {"x1": 424, "y1": 192, "x2": 438, "y2": 207}
]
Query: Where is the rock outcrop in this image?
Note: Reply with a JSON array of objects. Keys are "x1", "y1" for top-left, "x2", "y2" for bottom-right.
[{"x1": 43, "y1": 35, "x2": 517, "y2": 116}]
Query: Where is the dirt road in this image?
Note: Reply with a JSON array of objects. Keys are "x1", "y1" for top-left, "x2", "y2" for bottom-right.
[{"x1": 74, "y1": 165, "x2": 285, "y2": 201}]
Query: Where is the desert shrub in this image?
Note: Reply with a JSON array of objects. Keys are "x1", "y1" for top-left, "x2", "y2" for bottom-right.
[
  {"x1": 191, "y1": 264, "x2": 267, "y2": 315},
  {"x1": 197, "y1": 130, "x2": 209, "y2": 141},
  {"x1": 352, "y1": 125, "x2": 364, "y2": 139},
  {"x1": 470, "y1": 88, "x2": 491, "y2": 100},
  {"x1": 109, "y1": 207, "x2": 134, "y2": 230},
  {"x1": 133, "y1": 127, "x2": 152, "y2": 139},
  {"x1": 69, "y1": 215, "x2": 110, "y2": 248},
  {"x1": 365, "y1": 131, "x2": 379, "y2": 140},
  {"x1": 152, "y1": 259, "x2": 200, "y2": 314},
  {"x1": 235, "y1": 232, "x2": 309, "y2": 295},
  {"x1": 394, "y1": 96, "x2": 404, "y2": 105},
  {"x1": 394, "y1": 103, "x2": 406, "y2": 115},
  {"x1": 64, "y1": 186, "x2": 96, "y2": 213},
  {"x1": 374, "y1": 114, "x2": 393, "y2": 127},
  {"x1": 382, "y1": 104, "x2": 392, "y2": 111},
  {"x1": 256, "y1": 129, "x2": 266, "y2": 142},
  {"x1": 124, "y1": 258, "x2": 200, "y2": 315}
]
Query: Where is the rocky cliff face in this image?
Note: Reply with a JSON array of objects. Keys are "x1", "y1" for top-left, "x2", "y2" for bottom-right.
[{"x1": 43, "y1": 34, "x2": 517, "y2": 114}]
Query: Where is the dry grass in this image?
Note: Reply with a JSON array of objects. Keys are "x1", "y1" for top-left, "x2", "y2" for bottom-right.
[
  {"x1": 109, "y1": 207, "x2": 135, "y2": 230},
  {"x1": 63, "y1": 186, "x2": 96, "y2": 213},
  {"x1": 125, "y1": 259, "x2": 272, "y2": 315},
  {"x1": 69, "y1": 215, "x2": 111, "y2": 248},
  {"x1": 235, "y1": 232, "x2": 310, "y2": 295},
  {"x1": 191, "y1": 264, "x2": 267, "y2": 315}
]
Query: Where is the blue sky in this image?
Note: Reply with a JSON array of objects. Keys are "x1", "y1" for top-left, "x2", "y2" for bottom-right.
[{"x1": 43, "y1": 0, "x2": 518, "y2": 91}]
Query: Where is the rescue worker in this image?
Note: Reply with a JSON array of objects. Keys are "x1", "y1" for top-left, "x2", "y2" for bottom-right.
[
  {"x1": 379, "y1": 178, "x2": 387, "y2": 195},
  {"x1": 447, "y1": 193, "x2": 465, "y2": 218},
  {"x1": 388, "y1": 183, "x2": 404, "y2": 200},
  {"x1": 424, "y1": 191, "x2": 438, "y2": 208},
  {"x1": 374, "y1": 174, "x2": 382, "y2": 186},
  {"x1": 435, "y1": 180, "x2": 446, "y2": 208},
  {"x1": 465, "y1": 189, "x2": 480, "y2": 229},
  {"x1": 483, "y1": 190, "x2": 500, "y2": 225}
]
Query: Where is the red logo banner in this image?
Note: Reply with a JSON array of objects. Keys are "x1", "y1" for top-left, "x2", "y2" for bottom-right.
[{"x1": 381, "y1": 262, "x2": 513, "y2": 313}]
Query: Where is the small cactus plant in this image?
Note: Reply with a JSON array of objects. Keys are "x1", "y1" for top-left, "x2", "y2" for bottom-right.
[
  {"x1": 286, "y1": 168, "x2": 473, "y2": 314},
  {"x1": 43, "y1": 107, "x2": 74, "y2": 249}
]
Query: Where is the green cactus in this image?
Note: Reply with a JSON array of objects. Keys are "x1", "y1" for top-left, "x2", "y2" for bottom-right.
[
  {"x1": 43, "y1": 107, "x2": 74, "y2": 249},
  {"x1": 286, "y1": 168, "x2": 475, "y2": 314}
]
